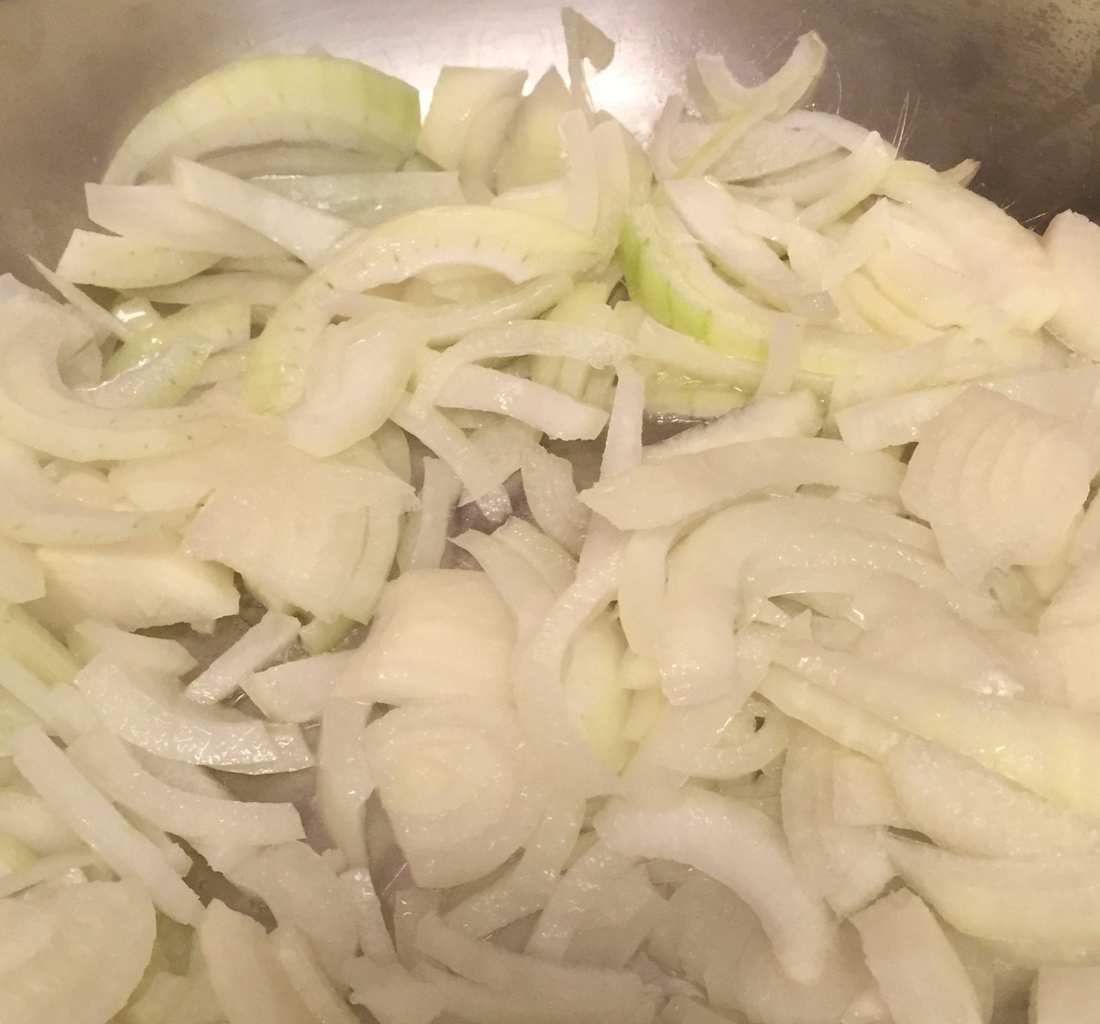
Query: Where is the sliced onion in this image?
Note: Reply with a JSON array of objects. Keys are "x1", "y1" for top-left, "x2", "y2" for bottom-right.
[
  {"x1": 270, "y1": 925, "x2": 359, "y2": 1024},
  {"x1": 445, "y1": 796, "x2": 585, "y2": 938},
  {"x1": 104, "y1": 54, "x2": 420, "y2": 185},
  {"x1": 776, "y1": 639, "x2": 1100, "y2": 819},
  {"x1": 415, "y1": 915, "x2": 656, "y2": 1024},
  {"x1": 781, "y1": 726, "x2": 894, "y2": 916},
  {"x1": 199, "y1": 900, "x2": 314, "y2": 1024},
  {"x1": 225, "y1": 842, "x2": 358, "y2": 978},
  {"x1": 438, "y1": 364, "x2": 609, "y2": 440},
  {"x1": 831, "y1": 752, "x2": 909, "y2": 829},
  {"x1": 884, "y1": 736, "x2": 1100, "y2": 858},
  {"x1": 56, "y1": 230, "x2": 220, "y2": 289},
  {"x1": 85, "y1": 182, "x2": 284, "y2": 258},
  {"x1": 286, "y1": 320, "x2": 418, "y2": 458},
  {"x1": 11, "y1": 725, "x2": 201, "y2": 923},
  {"x1": 316, "y1": 698, "x2": 373, "y2": 867},
  {"x1": 0, "y1": 790, "x2": 78, "y2": 854},
  {"x1": 73, "y1": 656, "x2": 312, "y2": 773},
  {"x1": 184, "y1": 610, "x2": 300, "y2": 705},
  {"x1": 365, "y1": 702, "x2": 545, "y2": 888},
  {"x1": 344, "y1": 957, "x2": 445, "y2": 1024},
  {"x1": 451, "y1": 531, "x2": 556, "y2": 638},
  {"x1": 172, "y1": 158, "x2": 353, "y2": 267},
  {"x1": 493, "y1": 517, "x2": 577, "y2": 593},
  {"x1": 596, "y1": 787, "x2": 834, "y2": 984},
  {"x1": 340, "y1": 569, "x2": 515, "y2": 705},
  {"x1": 581, "y1": 437, "x2": 903, "y2": 530},
  {"x1": 521, "y1": 446, "x2": 589, "y2": 555},
  {"x1": 887, "y1": 838, "x2": 1100, "y2": 962},
  {"x1": 341, "y1": 865, "x2": 398, "y2": 964},
  {"x1": 0, "y1": 880, "x2": 155, "y2": 1024},
  {"x1": 66, "y1": 729, "x2": 304, "y2": 846},
  {"x1": 243, "y1": 650, "x2": 352, "y2": 724},
  {"x1": 851, "y1": 888, "x2": 984, "y2": 1024}
]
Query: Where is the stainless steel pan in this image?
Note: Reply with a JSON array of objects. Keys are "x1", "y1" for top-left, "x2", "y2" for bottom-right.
[{"x1": 2, "y1": 0, "x2": 1100, "y2": 276}]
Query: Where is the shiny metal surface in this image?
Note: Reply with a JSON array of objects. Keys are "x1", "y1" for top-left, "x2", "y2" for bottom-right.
[{"x1": 3, "y1": 0, "x2": 1100, "y2": 276}]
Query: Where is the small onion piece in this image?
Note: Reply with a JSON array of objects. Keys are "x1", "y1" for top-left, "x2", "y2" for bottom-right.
[{"x1": 184, "y1": 610, "x2": 300, "y2": 705}]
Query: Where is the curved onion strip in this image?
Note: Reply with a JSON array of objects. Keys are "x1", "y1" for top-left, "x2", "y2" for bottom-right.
[
  {"x1": 0, "y1": 328, "x2": 222, "y2": 462},
  {"x1": 69, "y1": 620, "x2": 196, "y2": 686},
  {"x1": 286, "y1": 323, "x2": 419, "y2": 459},
  {"x1": 397, "y1": 457, "x2": 462, "y2": 574},
  {"x1": 884, "y1": 736, "x2": 1100, "y2": 858},
  {"x1": 345, "y1": 958, "x2": 445, "y2": 1024},
  {"x1": 776, "y1": 639, "x2": 1100, "y2": 819},
  {"x1": 0, "y1": 790, "x2": 79, "y2": 854},
  {"x1": 0, "y1": 881, "x2": 156, "y2": 1024},
  {"x1": 247, "y1": 208, "x2": 599, "y2": 413},
  {"x1": 73, "y1": 656, "x2": 313, "y2": 773},
  {"x1": 56, "y1": 230, "x2": 220, "y2": 289},
  {"x1": 581, "y1": 437, "x2": 903, "y2": 530},
  {"x1": 445, "y1": 796, "x2": 585, "y2": 939},
  {"x1": 243, "y1": 650, "x2": 352, "y2": 724},
  {"x1": 200, "y1": 901, "x2": 314, "y2": 1024},
  {"x1": 851, "y1": 889, "x2": 985, "y2": 1024},
  {"x1": 172, "y1": 158, "x2": 354, "y2": 268},
  {"x1": 780, "y1": 727, "x2": 894, "y2": 916},
  {"x1": 317, "y1": 698, "x2": 374, "y2": 867},
  {"x1": 513, "y1": 538, "x2": 624, "y2": 799},
  {"x1": 887, "y1": 838, "x2": 1100, "y2": 962},
  {"x1": 184, "y1": 611, "x2": 300, "y2": 705},
  {"x1": 521, "y1": 446, "x2": 589, "y2": 556},
  {"x1": 452, "y1": 531, "x2": 556, "y2": 639},
  {"x1": 341, "y1": 866, "x2": 398, "y2": 964},
  {"x1": 415, "y1": 916, "x2": 655, "y2": 1024},
  {"x1": 596, "y1": 788, "x2": 834, "y2": 985},
  {"x1": 11, "y1": 725, "x2": 202, "y2": 923},
  {"x1": 437, "y1": 364, "x2": 609, "y2": 440},
  {"x1": 104, "y1": 54, "x2": 420, "y2": 185},
  {"x1": 525, "y1": 840, "x2": 636, "y2": 960},
  {"x1": 66, "y1": 730, "x2": 304, "y2": 846},
  {"x1": 414, "y1": 320, "x2": 630, "y2": 409},
  {"x1": 645, "y1": 698, "x2": 790, "y2": 781},
  {"x1": 271, "y1": 925, "x2": 359, "y2": 1024},
  {"x1": 225, "y1": 842, "x2": 358, "y2": 978},
  {"x1": 492, "y1": 517, "x2": 576, "y2": 593}
]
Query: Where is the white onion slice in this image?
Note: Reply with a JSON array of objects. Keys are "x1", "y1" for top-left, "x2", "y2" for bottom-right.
[
  {"x1": 270, "y1": 925, "x2": 359, "y2": 1024},
  {"x1": 521, "y1": 445, "x2": 589, "y2": 555},
  {"x1": 851, "y1": 888, "x2": 984, "y2": 1024},
  {"x1": 200, "y1": 901, "x2": 314, "y2": 1024},
  {"x1": 341, "y1": 865, "x2": 398, "y2": 964},
  {"x1": 781, "y1": 727, "x2": 894, "y2": 916},
  {"x1": 317, "y1": 698, "x2": 373, "y2": 867},
  {"x1": 887, "y1": 838, "x2": 1100, "y2": 962},
  {"x1": 340, "y1": 569, "x2": 515, "y2": 705},
  {"x1": 365, "y1": 702, "x2": 545, "y2": 888},
  {"x1": 11, "y1": 725, "x2": 202, "y2": 923},
  {"x1": 184, "y1": 610, "x2": 300, "y2": 705},
  {"x1": 884, "y1": 736, "x2": 1100, "y2": 858},
  {"x1": 70, "y1": 620, "x2": 196, "y2": 677},
  {"x1": 581, "y1": 437, "x2": 903, "y2": 530},
  {"x1": 73, "y1": 656, "x2": 313, "y2": 773},
  {"x1": 66, "y1": 729, "x2": 304, "y2": 846},
  {"x1": 172, "y1": 158, "x2": 353, "y2": 267},
  {"x1": 445, "y1": 796, "x2": 585, "y2": 939},
  {"x1": 438, "y1": 364, "x2": 609, "y2": 440},
  {"x1": 596, "y1": 788, "x2": 834, "y2": 984},
  {"x1": 243, "y1": 650, "x2": 352, "y2": 724},
  {"x1": 0, "y1": 880, "x2": 155, "y2": 1024},
  {"x1": 345, "y1": 957, "x2": 445, "y2": 1024}
]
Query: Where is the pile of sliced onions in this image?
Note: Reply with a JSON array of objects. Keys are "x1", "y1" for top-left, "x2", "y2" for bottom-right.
[{"x1": 4, "y1": 7, "x2": 1100, "y2": 1023}]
